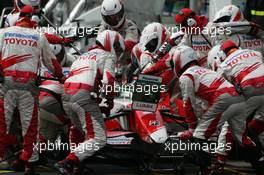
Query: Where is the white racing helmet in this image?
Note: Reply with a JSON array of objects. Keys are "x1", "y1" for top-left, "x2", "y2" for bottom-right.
[
  {"x1": 140, "y1": 22, "x2": 168, "y2": 53},
  {"x1": 14, "y1": 0, "x2": 40, "y2": 11},
  {"x1": 101, "y1": 0, "x2": 125, "y2": 29},
  {"x1": 213, "y1": 5, "x2": 245, "y2": 23},
  {"x1": 96, "y1": 30, "x2": 125, "y2": 60},
  {"x1": 207, "y1": 45, "x2": 222, "y2": 71},
  {"x1": 170, "y1": 46, "x2": 198, "y2": 76}
]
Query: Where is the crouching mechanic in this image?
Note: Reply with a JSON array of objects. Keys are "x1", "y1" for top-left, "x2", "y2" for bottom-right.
[
  {"x1": 55, "y1": 30, "x2": 125, "y2": 175},
  {"x1": 206, "y1": 45, "x2": 234, "y2": 173},
  {"x1": 207, "y1": 44, "x2": 264, "y2": 173},
  {"x1": 171, "y1": 46, "x2": 256, "y2": 175},
  {"x1": 216, "y1": 40, "x2": 264, "y2": 174},
  {"x1": 38, "y1": 44, "x2": 77, "y2": 142},
  {"x1": 0, "y1": 5, "x2": 65, "y2": 175}
]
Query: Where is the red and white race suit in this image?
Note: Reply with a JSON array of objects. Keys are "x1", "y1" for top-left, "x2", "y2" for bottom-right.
[
  {"x1": 38, "y1": 57, "x2": 75, "y2": 141},
  {"x1": 62, "y1": 48, "x2": 116, "y2": 162},
  {"x1": 140, "y1": 51, "x2": 175, "y2": 87},
  {"x1": 219, "y1": 49, "x2": 264, "y2": 96},
  {"x1": 0, "y1": 26, "x2": 63, "y2": 162},
  {"x1": 5, "y1": 11, "x2": 73, "y2": 45},
  {"x1": 38, "y1": 69, "x2": 71, "y2": 141},
  {"x1": 141, "y1": 47, "x2": 181, "y2": 99},
  {"x1": 216, "y1": 122, "x2": 233, "y2": 156},
  {"x1": 98, "y1": 19, "x2": 139, "y2": 53},
  {"x1": 142, "y1": 46, "x2": 178, "y2": 75},
  {"x1": 179, "y1": 65, "x2": 253, "y2": 145},
  {"x1": 219, "y1": 49, "x2": 264, "y2": 141},
  {"x1": 207, "y1": 21, "x2": 264, "y2": 154},
  {"x1": 248, "y1": 115, "x2": 264, "y2": 148}
]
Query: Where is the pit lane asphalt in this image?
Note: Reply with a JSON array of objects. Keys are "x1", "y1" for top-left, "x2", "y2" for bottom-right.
[{"x1": 0, "y1": 161, "x2": 256, "y2": 175}]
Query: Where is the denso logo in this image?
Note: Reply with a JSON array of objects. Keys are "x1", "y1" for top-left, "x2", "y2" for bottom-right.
[{"x1": 224, "y1": 51, "x2": 258, "y2": 68}]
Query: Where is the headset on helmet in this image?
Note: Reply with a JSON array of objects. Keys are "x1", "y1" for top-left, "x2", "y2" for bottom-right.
[
  {"x1": 140, "y1": 22, "x2": 168, "y2": 53},
  {"x1": 19, "y1": 5, "x2": 34, "y2": 17},
  {"x1": 175, "y1": 8, "x2": 197, "y2": 27},
  {"x1": 16, "y1": 5, "x2": 36, "y2": 27},
  {"x1": 213, "y1": 5, "x2": 245, "y2": 23},
  {"x1": 14, "y1": 0, "x2": 40, "y2": 11},
  {"x1": 221, "y1": 39, "x2": 239, "y2": 54},
  {"x1": 218, "y1": 39, "x2": 239, "y2": 62},
  {"x1": 96, "y1": 30, "x2": 125, "y2": 60},
  {"x1": 207, "y1": 45, "x2": 222, "y2": 71},
  {"x1": 171, "y1": 46, "x2": 198, "y2": 76},
  {"x1": 101, "y1": 0, "x2": 125, "y2": 29}
]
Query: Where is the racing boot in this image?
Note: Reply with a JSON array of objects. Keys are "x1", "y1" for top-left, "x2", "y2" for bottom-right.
[
  {"x1": 241, "y1": 146, "x2": 264, "y2": 175},
  {"x1": 200, "y1": 167, "x2": 213, "y2": 175},
  {"x1": 73, "y1": 166, "x2": 82, "y2": 175},
  {"x1": 72, "y1": 164, "x2": 94, "y2": 175},
  {"x1": 54, "y1": 159, "x2": 75, "y2": 175},
  {"x1": 211, "y1": 154, "x2": 226, "y2": 174},
  {"x1": 55, "y1": 153, "x2": 80, "y2": 175},
  {"x1": 24, "y1": 162, "x2": 39, "y2": 175}
]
